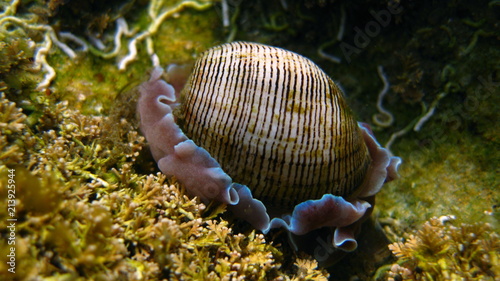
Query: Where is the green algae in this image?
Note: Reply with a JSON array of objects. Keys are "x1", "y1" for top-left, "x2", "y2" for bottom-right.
[
  {"x1": 386, "y1": 217, "x2": 499, "y2": 280},
  {"x1": 0, "y1": 24, "x2": 38, "y2": 97},
  {"x1": 0, "y1": 93, "x2": 329, "y2": 280},
  {"x1": 377, "y1": 132, "x2": 499, "y2": 232}
]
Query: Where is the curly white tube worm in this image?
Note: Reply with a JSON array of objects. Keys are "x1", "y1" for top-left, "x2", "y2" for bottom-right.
[
  {"x1": 88, "y1": 17, "x2": 134, "y2": 58},
  {"x1": 413, "y1": 92, "x2": 447, "y2": 131},
  {"x1": 118, "y1": 0, "x2": 213, "y2": 71},
  {"x1": 35, "y1": 33, "x2": 56, "y2": 91},
  {"x1": 0, "y1": 15, "x2": 80, "y2": 90},
  {"x1": 317, "y1": 6, "x2": 345, "y2": 64},
  {"x1": 59, "y1": 31, "x2": 88, "y2": 52},
  {"x1": 118, "y1": 32, "x2": 147, "y2": 70},
  {"x1": 385, "y1": 90, "x2": 447, "y2": 151},
  {"x1": 0, "y1": 0, "x2": 20, "y2": 17},
  {"x1": 221, "y1": 0, "x2": 230, "y2": 27},
  {"x1": 372, "y1": 65, "x2": 394, "y2": 127}
]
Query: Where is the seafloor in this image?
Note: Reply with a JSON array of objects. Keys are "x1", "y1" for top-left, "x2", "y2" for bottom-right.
[{"x1": 0, "y1": 0, "x2": 498, "y2": 280}]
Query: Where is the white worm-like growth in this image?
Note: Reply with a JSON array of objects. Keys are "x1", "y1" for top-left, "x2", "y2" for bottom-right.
[
  {"x1": 0, "y1": 2, "x2": 82, "y2": 91},
  {"x1": 118, "y1": 0, "x2": 213, "y2": 71},
  {"x1": 372, "y1": 65, "x2": 394, "y2": 127},
  {"x1": 317, "y1": 6, "x2": 346, "y2": 64}
]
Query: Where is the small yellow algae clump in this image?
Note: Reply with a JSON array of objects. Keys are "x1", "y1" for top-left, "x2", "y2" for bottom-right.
[{"x1": 385, "y1": 217, "x2": 499, "y2": 280}]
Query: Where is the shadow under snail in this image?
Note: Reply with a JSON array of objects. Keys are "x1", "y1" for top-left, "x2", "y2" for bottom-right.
[{"x1": 137, "y1": 41, "x2": 401, "y2": 265}]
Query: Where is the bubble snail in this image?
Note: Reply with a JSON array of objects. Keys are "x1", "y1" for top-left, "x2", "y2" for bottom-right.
[{"x1": 137, "y1": 42, "x2": 401, "y2": 265}]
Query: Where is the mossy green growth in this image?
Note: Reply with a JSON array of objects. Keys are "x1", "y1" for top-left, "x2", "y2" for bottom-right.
[
  {"x1": 0, "y1": 93, "x2": 28, "y2": 166},
  {"x1": 384, "y1": 217, "x2": 499, "y2": 280},
  {"x1": 375, "y1": 128, "x2": 499, "y2": 250},
  {"x1": 0, "y1": 29, "x2": 39, "y2": 96},
  {"x1": 0, "y1": 88, "x2": 329, "y2": 280}
]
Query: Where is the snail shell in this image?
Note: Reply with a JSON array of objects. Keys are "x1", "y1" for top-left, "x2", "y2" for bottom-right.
[{"x1": 176, "y1": 42, "x2": 371, "y2": 208}]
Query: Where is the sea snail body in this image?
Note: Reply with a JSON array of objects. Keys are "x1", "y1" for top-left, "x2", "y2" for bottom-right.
[{"x1": 138, "y1": 42, "x2": 401, "y2": 260}]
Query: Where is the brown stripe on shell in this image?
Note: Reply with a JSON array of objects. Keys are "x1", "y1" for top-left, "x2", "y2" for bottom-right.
[{"x1": 177, "y1": 42, "x2": 371, "y2": 208}]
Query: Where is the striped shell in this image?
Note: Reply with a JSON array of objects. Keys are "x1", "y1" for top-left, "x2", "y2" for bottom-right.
[{"x1": 177, "y1": 42, "x2": 371, "y2": 208}]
